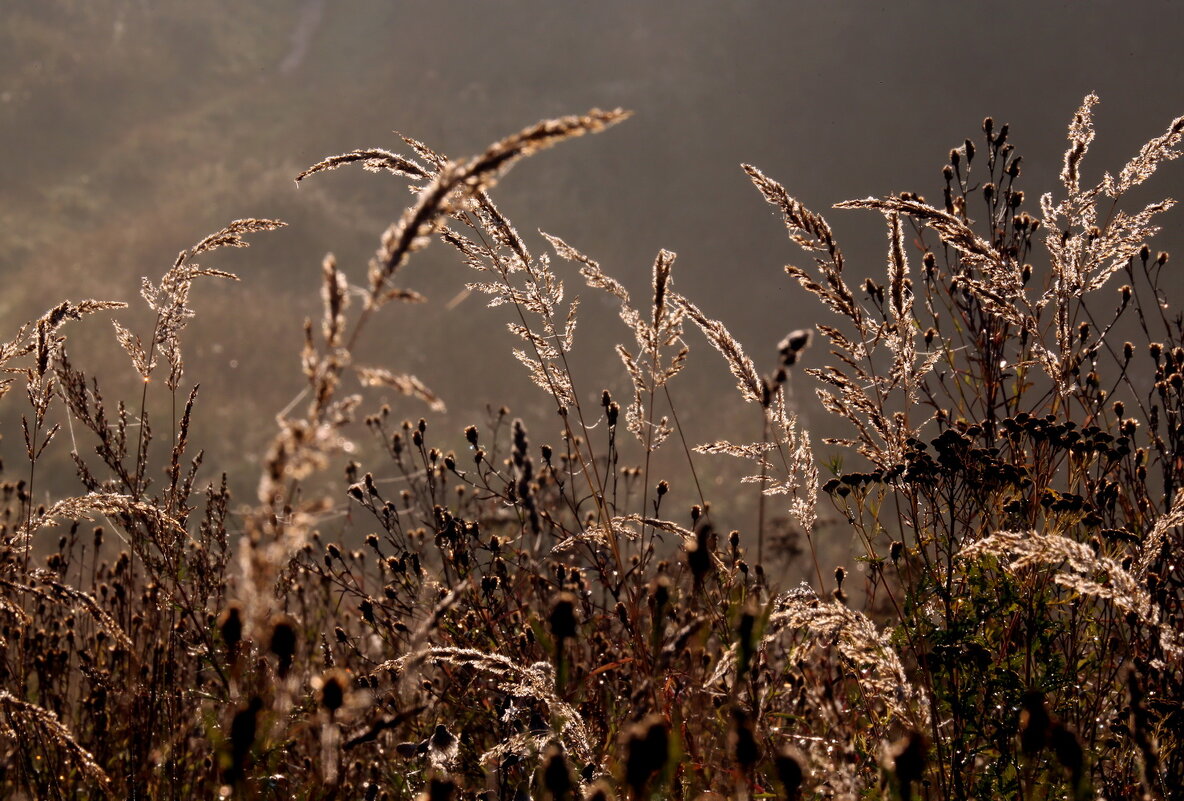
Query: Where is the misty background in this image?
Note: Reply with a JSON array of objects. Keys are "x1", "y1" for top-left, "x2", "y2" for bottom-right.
[{"x1": 2, "y1": 0, "x2": 1182, "y2": 568}]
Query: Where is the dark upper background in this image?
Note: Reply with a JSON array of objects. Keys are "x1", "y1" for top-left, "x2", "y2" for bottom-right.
[{"x1": 1, "y1": 0, "x2": 1182, "y2": 552}]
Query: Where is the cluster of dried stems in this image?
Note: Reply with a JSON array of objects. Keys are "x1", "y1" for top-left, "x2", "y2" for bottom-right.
[{"x1": 1, "y1": 96, "x2": 1182, "y2": 801}]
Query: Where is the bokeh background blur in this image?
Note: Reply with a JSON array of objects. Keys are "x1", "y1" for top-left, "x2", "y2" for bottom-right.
[{"x1": 2, "y1": 0, "x2": 1182, "y2": 565}]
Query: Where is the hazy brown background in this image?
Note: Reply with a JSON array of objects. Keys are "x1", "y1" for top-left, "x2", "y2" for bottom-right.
[{"x1": 2, "y1": 0, "x2": 1182, "y2": 542}]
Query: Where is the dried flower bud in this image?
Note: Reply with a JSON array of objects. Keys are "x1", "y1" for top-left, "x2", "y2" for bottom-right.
[
  {"x1": 268, "y1": 616, "x2": 297, "y2": 677},
  {"x1": 428, "y1": 723, "x2": 459, "y2": 765},
  {"x1": 224, "y1": 696, "x2": 264, "y2": 785},
  {"x1": 542, "y1": 745, "x2": 574, "y2": 801},
  {"x1": 778, "y1": 329, "x2": 812, "y2": 356},
  {"x1": 1019, "y1": 691, "x2": 1050, "y2": 755},
  {"x1": 583, "y1": 780, "x2": 616, "y2": 801},
  {"x1": 548, "y1": 592, "x2": 579, "y2": 642},
  {"x1": 217, "y1": 603, "x2": 243, "y2": 653},
  {"x1": 775, "y1": 747, "x2": 805, "y2": 801},
  {"x1": 318, "y1": 669, "x2": 348, "y2": 712},
  {"x1": 686, "y1": 531, "x2": 712, "y2": 583},
  {"x1": 624, "y1": 715, "x2": 669, "y2": 797},
  {"x1": 730, "y1": 707, "x2": 760, "y2": 771},
  {"x1": 1049, "y1": 722, "x2": 1084, "y2": 785},
  {"x1": 887, "y1": 731, "x2": 927, "y2": 793},
  {"x1": 426, "y1": 776, "x2": 456, "y2": 801}
]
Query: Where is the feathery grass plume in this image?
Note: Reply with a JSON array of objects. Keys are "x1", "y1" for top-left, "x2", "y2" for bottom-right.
[
  {"x1": 377, "y1": 646, "x2": 594, "y2": 765},
  {"x1": 960, "y1": 530, "x2": 1182, "y2": 659},
  {"x1": 548, "y1": 234, "x2": 687, "y2": 447},
  {"x1": 245, "y1": 230, "x2": 364, "y2": 621},
  {"x1": 111, "y1": 320, "x2": 152, "y2": 378},
  {"x1": 399, "y1": 133, "x2": 450, "y2": 172},
  {"x1": 1108, "y1": 105, "x2": 1184, "y2": 195},
  {"x1": 549, "y1": 513, "x2": 708, "y2": 557},
  {"x1": 1135, "y1": 490, "x2": 1184, "y2": 576},
  {"x1": 356, "y1": 367, "x2": 447, "y2": 413},
  {"x1": 746, "y1": 170, "x2": 940, "y2": 467},
  {"x1": 0, "y1": 690, "x2": 113, "y2": 794},
  {"x1": 885, "y1": 213, "x2": 917, "y2": 396},
  {"x1": 0, "y1": 593, "x2": 30, "y2": 648},
  {"x1": 1035, "y1": 96, "x2": 1183, "y2": 394},
  {"x1": 671, "y1": 293, "x2": 762, "y2": 404},
  {"x1": 335, "y1": 108, "x2": 630, "y2": 310},
  {"x1": 837, "y1": 193, "x2": 1034, "y2": 377},
  {"x1": 742, "y1": 163, "x2": 858, "y2": 322},
  {"x1": 16, "y1": 491, "x2": 186, "y2": 551},
  {"x1": 694, "y1": 406, "x2": 816, "y2": 535},
  {"x1": 142, "y1": 219, "x2": 284, "y2": 389},
  {"x1": 1061, "y1": 93, "x2": 1098, "y2": 194},
  {"x1": 777, "y1": 403, "x2": 818, "y2": 535},
  {"x1": 21, "y1": 300, "x2": 127, "y2": 412},
  {"x1": 320, "y1": 252, "x2": 350, "y2": 348},
  {"x1": 0, "y1": 571, "x2": 133, "y2": 651},
  {"x1": 702, "y1": 395, "x2": 817, "y2": 534},
  {"x1": 447, "y1": 223, "x2": 580, "y2": 409},
  {"x1": 712, "y1": 583, "x2": 926, "y2": 729},
  {"x1": 295, "y1": 148, "x2": 432, "y2": 184}
]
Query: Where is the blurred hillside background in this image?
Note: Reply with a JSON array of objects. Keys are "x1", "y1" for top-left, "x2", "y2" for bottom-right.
[{"x1": 1, "y1": 0, "x2": 1182, "y2": 559}]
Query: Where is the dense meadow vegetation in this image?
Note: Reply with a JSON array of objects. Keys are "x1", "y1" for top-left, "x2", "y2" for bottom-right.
[{"x1": 1, "y1": 96, "x2": 1182, "y2": 800}]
